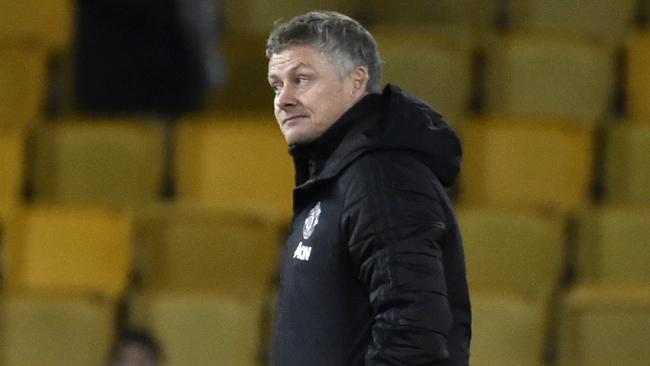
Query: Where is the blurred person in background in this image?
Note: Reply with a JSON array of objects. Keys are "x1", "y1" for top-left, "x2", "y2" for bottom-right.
[
  {"x1": 75, "y1": 0, "x2": 226, "y2": 116},
  {"x1": 109, "y1": 329, "x2": 163, "y2": 366},
  {"x1": 266, "y1": 11, "x2": 471, "y2": 366}
]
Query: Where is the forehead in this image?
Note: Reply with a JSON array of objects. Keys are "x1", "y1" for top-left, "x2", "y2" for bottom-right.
[{"x1": 267, "y1": 45, "x2": 333, "y2": 77}]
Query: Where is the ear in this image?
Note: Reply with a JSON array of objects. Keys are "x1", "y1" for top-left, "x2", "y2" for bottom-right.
[{"x1": 351, "y1": 65, "x2": 370, "y2": 94}]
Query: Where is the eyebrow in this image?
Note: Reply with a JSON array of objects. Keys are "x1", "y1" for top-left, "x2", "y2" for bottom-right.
[{"x1": 268, "y1": 61, "x2": 315, "y2": 81}]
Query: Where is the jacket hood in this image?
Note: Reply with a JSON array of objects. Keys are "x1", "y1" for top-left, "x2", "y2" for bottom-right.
[{"x1": 290, "y1": 84, "x2": 462, "y2": 188}]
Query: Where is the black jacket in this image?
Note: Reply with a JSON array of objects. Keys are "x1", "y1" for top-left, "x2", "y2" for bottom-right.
[{"x1": 274, "y1": 85, "x2": 471, "y2": 366}]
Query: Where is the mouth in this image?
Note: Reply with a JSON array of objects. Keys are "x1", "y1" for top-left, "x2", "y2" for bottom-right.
[{"x1": 282, "y1": 115, "x2": 308, "y2": 125}]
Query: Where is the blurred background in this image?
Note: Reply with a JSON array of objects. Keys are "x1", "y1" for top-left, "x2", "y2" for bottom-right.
[{"x1": 1, "y1": 0, "x2": 650, "y2": 365}]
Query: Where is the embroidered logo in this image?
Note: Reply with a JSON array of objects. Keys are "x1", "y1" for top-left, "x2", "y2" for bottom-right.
[{"x1": 302, "y1": 201, "x2": 321, "y2": 240}]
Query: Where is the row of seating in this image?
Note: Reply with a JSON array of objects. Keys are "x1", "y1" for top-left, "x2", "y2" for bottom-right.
[
  {"x1": 2, "y1": 203, "x2": 286, "y2": 298},
  {"x1": 2, "y1": 116, "x2": 649, "y2": 224},
  {"x1": 2, "y1": 0, "x2": 641, "y2": 45},
  {"x1": 0, "y1": 289, "x2": 271, "y2": 366},
  {"x1": 459, "y1": 205, "x2": 650, "y2": 365},
  {"x1": 1, "y1": 0, "x2": 645, "y2": 46},
  {"x1": 5, "y1": 29, "x2": 650, "y2": 129},
  {"x1": 221, "y1": 0, "x2": 642, "y2": 42},
  {"x1": 0, "y1": 202, "x2": 284, "y2": 366},
  {"x1": 2, "y1": 202, "x2": 648, "y2": 365}
]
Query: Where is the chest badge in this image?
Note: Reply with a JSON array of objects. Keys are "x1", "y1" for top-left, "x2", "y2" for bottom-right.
[{"x1": 302, "y1": 201, "x2": 322, "y2": 240}]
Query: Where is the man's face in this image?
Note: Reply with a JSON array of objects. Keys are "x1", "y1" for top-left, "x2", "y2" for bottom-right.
[{"x1": 268, "y1": 45, "x2": 365, "y2": 145}]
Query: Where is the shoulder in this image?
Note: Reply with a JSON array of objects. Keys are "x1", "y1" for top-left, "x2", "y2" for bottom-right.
[{"x1": 340, "y1": 150, "x2": 441, "y2": 203}]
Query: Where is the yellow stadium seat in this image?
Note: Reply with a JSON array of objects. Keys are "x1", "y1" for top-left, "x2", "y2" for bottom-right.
[
  {"x1": 575, "y1": 206, "x2": 650, "y2": 285},
  {"x1": 508, "y1": 0, "x2": 636, "y2": 44},
  {"x1": 558, "y1": 285, "x2": 650, "y2": 366},
  {"x1": 484, "y1": 33, "x2": 614, "y2": 124},
  {"x1": 459, "y1": 118, "x2": 596, "y2": 212},
  {"x1": 175, "y1": 115, "x2": 294, "y2": 216},
  {"x1": 137, "y1": 291, "x2": 264, "y2": 366},
  {"x1": 0, "y1": 42, "x2": 48, "y2": 128},
  {"x1": 471, "y1": 292, "x2": 547, "y2": 366},
  {"x1": 458, "y1": 207, "x2": 565, "y2": 365},
  {"x1": 0, "y1": 0, "x2": 74, "y2": 49},
  {"x1": 0, "y1": 292, "x2": 115, "y2": 366},
  {"x1": 4, "y1": 205, "x2": 133, "y2": 298},
  {"x1": 371, "y1": 26, "x2": 473, "y2": 125},
  {"x1": 221, "y1": 0, "x2": 357, "y2": 35},
  {"x1": 364, "y1": 0, "x2": 500, "y2": 31},
  {"x1": 0, "y1": 129, "x2": 25, "y2": 221},
  {"x1": 457, "y1": 207, "x2": 566, "y2": 301},
  {"x1": 604, "y1": 123, "x2": 650, "y2": 204},
  {"x1": 31, "y1": 118, "x2": 166, "y2": 206},
  {"x1": 134, "y1": 203, "x2": 285, "y2": 293},
  {"x1": 626, "y1": 32, "x2": 650, "y2": 122}
]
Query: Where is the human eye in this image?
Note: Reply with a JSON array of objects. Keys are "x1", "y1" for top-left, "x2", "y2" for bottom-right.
[
  {"x1": 296, "y1": 74, "x2": 310, "y2": 85},
  {"x1": 270, "y1": 83, "x2": 282, "y2": 94}
]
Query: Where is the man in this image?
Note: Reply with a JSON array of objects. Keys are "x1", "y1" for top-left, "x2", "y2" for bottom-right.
[{"x1": 266, "y1": 11, "x2": 471, "y2": 365}]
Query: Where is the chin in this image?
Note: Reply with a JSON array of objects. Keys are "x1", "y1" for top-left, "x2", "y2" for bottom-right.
[{"x1": 283, "y1": 130, "x2": 310, "y2": 145}]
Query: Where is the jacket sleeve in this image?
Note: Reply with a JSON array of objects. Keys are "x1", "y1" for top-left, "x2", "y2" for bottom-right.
[{"x1": 342, "y1": 175, "x2": 454, "y2": 365}]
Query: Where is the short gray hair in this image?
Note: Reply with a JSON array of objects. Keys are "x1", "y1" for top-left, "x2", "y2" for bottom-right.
[{"x1": 265, "y1": 11, "x2": 383, "y2": 93}]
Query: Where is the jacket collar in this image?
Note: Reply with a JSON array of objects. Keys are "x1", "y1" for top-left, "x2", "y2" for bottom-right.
[{"x1": 289, "y1": 92, "x2": 384, "y2": 189}]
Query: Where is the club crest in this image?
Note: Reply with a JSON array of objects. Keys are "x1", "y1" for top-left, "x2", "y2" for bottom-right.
[{"x1": 302, "y1": 202, "x2": 321, "y2": 240}]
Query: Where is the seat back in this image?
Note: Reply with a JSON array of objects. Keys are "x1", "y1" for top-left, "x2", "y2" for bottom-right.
[
  {"x1": 0, "y1": 129, "x2": 25, "y2": 221},
  {"x1": 508, "y1": 0, "x2": 636, "y2": 43},
  {"x1": 484, "y1": 34, "x2": 614, "y2": 123},
  {"x1": 457, "y1": 207, "x2": 565, "y2": 302},
  {"x1": 559, "y1": 286, "x2": 650, "y2": 366},
  {"x1": 471, "y1": 292, "x2": 547, "y2": 366},
  {"x1": 460, "y1": 118, "x2": 596, "y2": 212},
  {"x1": 31, "y1": 119, "x2": 166, "y2": 206},
  {"x1": 371, "y1": 26, "x2": 473, "y2": 125},
  {"x1": 0, "y1": 42, "x2": 48, "y2": 129},
  {"x1": 135, "y1": 203, "x2": 284, "y2": 294},
  {"x1": 175, "y1": 115, "x2": 294, "y2": 215},
  {"x1": 576, "y1": 206, "x2": 650, "y2": 285},
  {"x1": 604, "y1": 123, "x2": 650, "y2": 204},
  {"x1": 139, "y1": 291, "x2": 264, "y2": 366},
  {"x1": 0, "y1": 0, "x2": 74, "y2": 49},
  {"x1": 626, "y1": 32, "x2": 650, "y2": 121},
  {"x1": 4, "y1": 205, "x2": 133, "y2": 298},
  {"x1": 0, "y1": 292, "x2": 115, "y2": 366},
  {"x1": 221, "y1": 0, "x2": 356, "y2": 35}
]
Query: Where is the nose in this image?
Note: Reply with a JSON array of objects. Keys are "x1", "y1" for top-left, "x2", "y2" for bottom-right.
[{"x1": 275, "y1": 84, "x2": 297, "y2": 110}]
